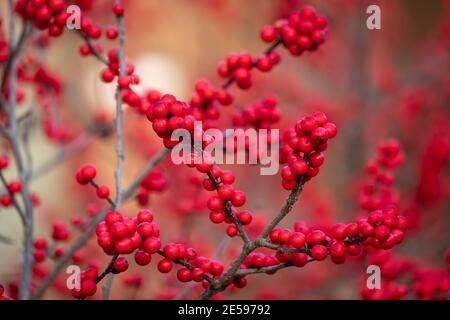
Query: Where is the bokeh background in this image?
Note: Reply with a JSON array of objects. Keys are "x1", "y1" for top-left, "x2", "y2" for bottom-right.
[{"x1": 0, "y1": 0, "x2": 449, "y2": 299}]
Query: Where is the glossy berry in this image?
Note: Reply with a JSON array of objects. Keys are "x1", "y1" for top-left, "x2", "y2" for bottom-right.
[
  {"x1": 157, "y1": 259, "x2": 173, "y2": 273},
  {"x1": 113, "y1": 257, "x2": 129, "y2": 273},
  {"x1": 311, "y1": 245, "x2": 327, "y2": 261},
  {"x1": 81, "y1": 280, "x2": 97, "y2": 296},
  {"x1": 177, "y1": 268, "x2": 192, "y2": 282}
]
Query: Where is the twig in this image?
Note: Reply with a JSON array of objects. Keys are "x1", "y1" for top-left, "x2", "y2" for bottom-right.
[
  {"x1": 206, "y1": 172, "x2": 251, "y2": 245},
  {"x1": 0, "y1": 19, "x2": 30, "y2": 112},
  {"x1": 199, "y1": 177, "x2": 305, "y2": 300},
  {"x1": 257, "y1": 176, "x2": 305, "y2": 240},
  {"x1": 102, "y1": 0, "x2": 127, "y2": 300},
  {"x1": 0, "y1": 171, "x2": 26, "y2": 225},
  {"x1": 5, "y1": 0, "x2": 35, "y2": 300},
  {"x1": 31, "y1": 148, "x2": 168, "y2": 299},
  {"x1": 122, "y1": 148, "x2": 169, "y2": 199}
]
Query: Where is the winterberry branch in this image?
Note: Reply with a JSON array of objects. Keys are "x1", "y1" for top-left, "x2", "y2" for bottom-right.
[
  {"x1": 206, "y1": 171, "x2": 251, "y2": 245},
  {"x1": 95, "y1": 254, "x2": 119, "y2": 285},
  {"x1": 0, "y1": 19, "x2": 30, "y2": 112},
  {"x1": 156, "y1": 250, "x2": 214, "y2": 283},
  {"x1": 5, "y1": 0, "x2": 34, "y2": 300},
  {"x1": 199, "y1": 177, "x2": 305, "y2": 300},
  {"x1": 257, "y1": 176, "x2": 305, "y2": 240},
  {"x1": 113, "y1": 0, "x2": 126, "y2": 210},
  {"x1": 76, "y1": 32, "x2": 109, "y2": 66},
  {"x1": 32, "y1": 148, "x2": 168, "y2": 299},
  {"x1": 122, "y1": 148, "x2": 170, "y2": 199},
  {"x1": 221, "y1": 36, "x2": 282, "y2": 90},
  {"x1": 0, "y1": 171, "x2": 26, "y2": 225}
]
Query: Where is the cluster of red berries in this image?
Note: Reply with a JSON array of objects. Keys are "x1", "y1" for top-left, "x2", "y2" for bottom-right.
[
  {"x1": 243, "y1": 253, "x2": 280, "y2": 269},
  {"x1": 332, "y1": 206, "x2": 407, "y2": 251},
  {"x1": 190, "y1": 79, "x2": 233, "y2": 125},
  {"x1": 360, "y1": 139, "x2": 404, "y2": 211},
  {"x1": 361, "y1": 251, "x2": 450, "y2": 300},
  {"x1": 52, "y1": 221, "x2": 70, "y2": 241},
  {"x1": 280, "y1": 112, "x2": 337, "y2": 190},
  {"x1": 96, "y1": 209, "x2": 160, "y2": 258},
  {"x1": 70, "y1": 265, "x2": 100, "y2": 299},
  {"x1": 232, "y1": 95, "x2": 280, "y2": 129},
  {"x1": 260, "y1": 6, "x2": 328, "y2": 56},
  {"x1": 261, "y1": 206, "x2": 407, "y2": 267},
  {"x1": 0, "y1": 155, "x2": 40, "y2": 207},
  {"x1": 202, "y1": 167, "x2": 250, "y2": 237},
  {"x1": 146, "y1": 94, "x2": 195, "y2": 145},
  {"x1": 75, "y1": 164, "x2": 111, "y2": 200},
  {"x1": 217, "y1": 52, "x2": 252, "y2": 89},
  {"x1": 0, "y1": 284, "x2": 12, "y2": 300},
  {"x1": 170, "y1": 255, "x2": 224, "y2": 285},
  {"x1": 33, "y1": 237, "x2": 48, "y2": 263},
  {"x1": 136, "y1": 168, "x2": 168, "y2": 206},
  {"x1": 15, "y1": 0, "x2": 67, "y2": 36},
  {"x1": 100, "y1": 48, "x2": 140, "y2": 88}
]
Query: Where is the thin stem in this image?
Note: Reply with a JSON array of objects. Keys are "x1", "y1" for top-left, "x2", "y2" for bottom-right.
[
  {"x1": 6, "y1": 0, "x2": 34, "y2": 300},
  {"x1": 221, "y1": 36, "x2": 282, "y2": 90},
  {"x1": 31, "y1": 149, "x2": 168, "y2": 299},
  {"x1": 122, "y1": 148, "x2": 169, "y2": 199},
  {"x1": 257, "y1": 176, "x2": 305, "y2": 240},
  {"x1": 206, "y1": 172, "x2": 251, "y2": 245},
  {"x1": 199, "y1": 177, "x2": 305, "y2": 300},
  {"x1": 0, "y1": 171, "x2": 26, "y2": 225},
  {"x1": 113, "y1": 0, "x2": 126, "y2": 210}
]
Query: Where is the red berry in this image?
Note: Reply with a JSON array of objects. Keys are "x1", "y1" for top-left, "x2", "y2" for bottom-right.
[
  {"x1": 300, "y1": 116, "x2": 317, "y2": 133},
  {"x1": 101, "y1": 68, "x2": 115, "y2": 83},
  {"x1": 209, "y1": 211, "x2": 225, "y2": 224},
  {"x1": 260, "y1": 25, "x2": 277, "y2": 42},
  {"x1": 113, "y1": 4, "x2": 125, "y2": 16},
  {"x1": 106, "y1": 26, "x2": 118, "y2": 39},
  {"x1": 163, "y1": 244, "x2": 180, "y2": 260},
  {"x1": 109, "y1": 222, "x2": 128, "y2": 240},
  {"x1": 177, "y1": 268, "x2": 192, "y2": 282},
  {"x1": 8, "y1": 180, "x2": 22, "y2": 193},
  {"x1": 329, "y1": 241, "x2": 347, "y2": 259},
  {"x1": 331, "y1": 223, "x2": 347, "y2": 241},
  {"x1": 105, "y1": 211, "x2": 123, "y2": 226},
  {"x1": 0, "y1": 155, "x2": 8, "y2": 169},
  {"x1": 137, "y1": 209, "x2": 154, "y2": 223},
  {"x1": 157, "y1": 259, "x2": 173, "y2": 273},
  {"x1": 374, "y1": 225, "x2": 390, "y2": 241},
  {"x1": 113, "y1": 257, "x2": 129, "y2": 273},
  {"x1": 142, "y1": 236, "x2": 161, "y2": 254},
  {"x1": 114, "y1": 238, "x2": 134, "y2": 254},
  {"x1": 231, "y1": 191, "x2": 246, "y2": 207},
  {"x1": 291, "y1": 232, "x2": 306, "y2": 248},
  {"x1": 306, "y1": 230, "x2": 326, "y2": 245},
  {"x1": 292, "y1": 253, "x2": 309, "y2": 267},
  {"x1": 226, "y1": 225, "x2": 238, "y2": 237},
  {"x1": 217, "y1": 184, "x2": 235, "y2": 201},
  {"x1": 80, "y1": 165, "x2": 96, "y2": 182},
  {"x1": 237, "y1": 210, "x2": 252, "y2": 225},
  {"x1": 311, "y1": 245, "x2": 327, "y2": 261},
  {"x1": 96, "y1": 186, "x2": 110, "y2": 199},
  {"x1": 346, "y1": 243, "x2": 362, "y2": 256},
  {"x1": 207, "y1": 196, "x2": 224, "y2": 212},
  {"x1": 81, "y1": 280, "x2": 97, "y2": 296},
  {"x1": 134, "y1": 250, "x2": 152, "y2": 266}
]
